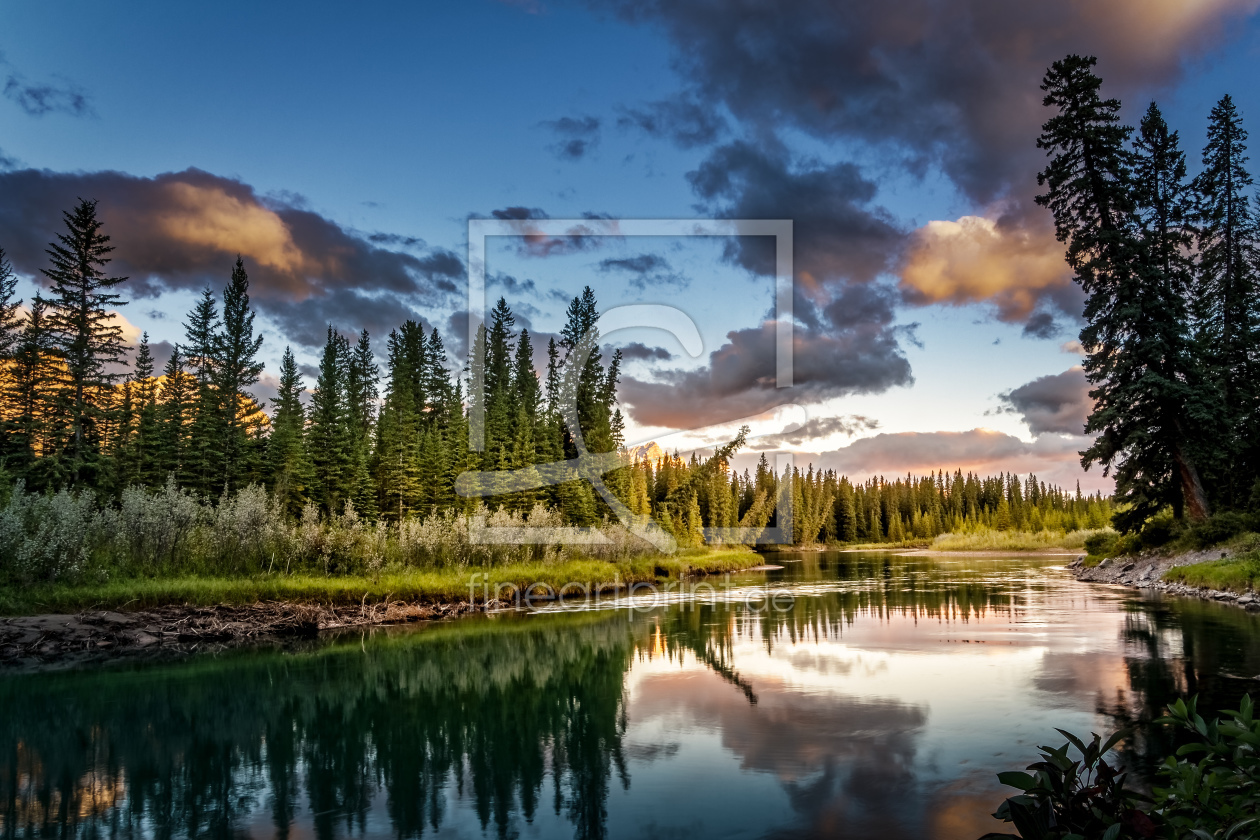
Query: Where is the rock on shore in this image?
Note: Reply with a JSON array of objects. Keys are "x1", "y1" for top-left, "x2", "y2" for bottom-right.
[{"x1": 1070, "y1": 547, "x2": 1258, "y2": 610}]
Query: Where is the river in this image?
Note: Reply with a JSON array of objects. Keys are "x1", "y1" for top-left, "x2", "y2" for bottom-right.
[{"x1": 3, "y1": 551, "x2": 1260, "y2": 840}]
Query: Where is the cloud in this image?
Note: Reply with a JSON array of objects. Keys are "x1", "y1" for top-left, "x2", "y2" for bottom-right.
[
  {"x1": 750, "y1": 415, "x2": 879, "y2": 449},
  {"x1": 999, "y1": 366, "x2": 1092, "y2": 436},
  {"x1": 598, "y1": 0, "x2": 1258, "y2": 333},
  {"x1": 616, "y1": 95, "x2": 727, "y2": 148},
  {"x1": 597, "y1": 253, "x2": 688, "y2": 288},
  {"x1": 900, "y1": 215, "x2": 1076, "y2": 323},
  {"x1": 600, "y1": 0, "x2": 1260, "y2": 205},
  {"x1": 488, "y1": 272, "x2": 537, "y2": 295},
  {"x1": 687, "y1": 141, "x2": 901, "y2": 293},
  {"x1": 0, "y1": 167, "x2": 463, "y2": 348},
  {"x1": 615, "y1": 341, "x2": 675, "y2": 362},
  {"x1": 782, "y1": 428, "x2": 1103, "y2": 489},
  {"x1": 0, "y1": 146, "x2": 16, "y2": 170},
  {"x1": 2, "y1": 65, "x2": 94, "y2": 118},
  {"x1": 541, "y1": 115, "x2": 601, "y2": 160},
  {"x1": 621, "y1": 296, "x2": 912, "y2": 429},
  {"x1": 1061, "y1": 339, "x2": 1086, "y2": 355},
  {"x1": 264, "y1": 288, "x2": 436, "y2": 350},
  {"x1": 485, "y1": 206, "x2": 615, "y2": 258}
]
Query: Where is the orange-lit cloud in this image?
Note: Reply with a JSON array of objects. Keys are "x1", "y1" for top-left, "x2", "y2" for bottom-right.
[{"x1": 900, "y1": 215, "x2": 1071, "y2": 321}]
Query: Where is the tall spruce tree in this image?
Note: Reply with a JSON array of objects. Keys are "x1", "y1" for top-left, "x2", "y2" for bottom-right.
[
  {"x1": 183, "y1": 287, "x2": 221, "y2": 493},
  {"x1": 0, "y1": 247, "x2": 20, "y2": 359},
  {"x1": 42, "y1": 199, "x2": 129, "y2": 484},
  {"x1": 1036, "y1": 55, "x2": 1210, "y2": 526},
  {"x1": 1193, "y1": 94, "x2": 1259, "y2": 501},
  {"x1": 157, "y1": 344, "x2": 192, "y2": 481},
  {"x1": 268, "y1": 347, "x2": 313, "y2": 516},
  {"x1": 212, "y1": 257, "x2": 265, "y2": 492},
  {"x1": 7, "y1": 295, "x2": 58, "y2": 481},
  {"x1": 0, "y1": 247, "x2": 22, "y2": 457},
  {"x1": 345, "y1": 329, "x2": 379, "y2": 519},
  {"x1": 128, "y1": 333, "x2": 161, "y2": 486},
  {"x1": 307, "y1": 327, "x2": 353, "y2": 513}
]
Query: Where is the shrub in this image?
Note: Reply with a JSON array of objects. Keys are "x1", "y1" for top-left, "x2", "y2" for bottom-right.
[
  {"x1": 114, "y1": 476, "x2": 202, "y2": 575},
  {"x1": 1138, "y1": 511, "x2": 1179, "y2": 549},
  {"x1": 1189, "y1": 511, "x2": 1253, "y2": 549},
  {"x1": 0, "y1": 482, "x2": 106, "y2": 584},
  {"x1": 1084, "y1": 531, "x2": 1119, "y2": 557},
  {"x1": 205, "y1": 484, "x2": 286, "y2": 574},
  {"x1": 984, "y1": 695, "x2": 1260, "y2": 840}
]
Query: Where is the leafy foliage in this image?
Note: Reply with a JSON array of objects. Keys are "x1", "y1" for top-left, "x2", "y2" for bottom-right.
[{"x1": 985, "y1": 695, "x2": 1260, "y2": 840}]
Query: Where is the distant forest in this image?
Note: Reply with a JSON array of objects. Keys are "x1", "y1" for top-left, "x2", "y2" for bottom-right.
[
  {"x1": 1036, "y1": 56, "x2": 1260, "y2": 531},
  {"x1": 0, "y1": 199, "x2": 1111, "y2": 563}
]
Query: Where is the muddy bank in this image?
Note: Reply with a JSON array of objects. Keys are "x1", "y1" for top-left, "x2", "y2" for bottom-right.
[
  {"x1": 1069, "y1": 547, "x2": 1259, "y2": 610},
  {"x1": 0, "y1": 600, "x2": 486, "y2": 672}
]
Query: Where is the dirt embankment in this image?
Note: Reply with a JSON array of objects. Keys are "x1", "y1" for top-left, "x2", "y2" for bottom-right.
[
  {"x1": 0, "y1": 600, "x2": 485, "y2": 671},
  {"x1": 1070, "y1": 547, "x2": 1259, "y2": 610}
]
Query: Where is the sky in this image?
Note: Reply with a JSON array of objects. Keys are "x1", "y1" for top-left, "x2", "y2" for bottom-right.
[{"x1": 2, "y1": 0, "x2": 1259, "y2": 491}]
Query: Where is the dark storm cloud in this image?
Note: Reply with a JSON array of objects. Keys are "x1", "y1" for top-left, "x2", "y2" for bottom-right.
[
  {"x1": 599, "y1": 0, "x2": 1257, "y2": 330},
  {"x1": 597, "y1": 253, "x2": 688, "y2": 288},
  {"x1": 999, "y1": 366, "x2": 1092, "y2": 436},
  {"x1": 0, "y1": 146, "x2": 16, "y2": 170},
  {"x1": 599, "y1": 0, "x2": 1258, "y2": 204},
  {"x1": 621, "y1": 315, "x2": 912, "y2": 429},
  {"x1": 616, "y1": 95, "x2": 727, "y2": 148},
  {"x1": 264, "y1": 288, "x2": 435, "y2": 350},
  {"x1": 687, "y1": 141, "x2": 901, "y2": 292},
  {"x1": 616, "y1": 341, "x2": 674, "y2": 362},
  {"x1": 541, "y1": 115, "x2": 601, "y2": 160},
  {"x1": 0, "y1": 167, "x2": 462, "y2": 347}
]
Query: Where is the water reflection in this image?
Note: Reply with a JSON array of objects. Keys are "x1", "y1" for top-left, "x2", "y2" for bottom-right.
[{"x1": 4, "y1": 552, "x2": 1260, "y2": 839}]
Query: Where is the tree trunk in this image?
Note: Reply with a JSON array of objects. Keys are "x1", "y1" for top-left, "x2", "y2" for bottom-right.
[{"x1": 1173, "y1": 444, "x2": 1211, "y2": 521}]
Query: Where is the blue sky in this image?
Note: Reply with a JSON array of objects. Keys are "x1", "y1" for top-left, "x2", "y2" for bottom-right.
[{"x1": 2, "y1": 0, "x2": 1259, "y2": 489}]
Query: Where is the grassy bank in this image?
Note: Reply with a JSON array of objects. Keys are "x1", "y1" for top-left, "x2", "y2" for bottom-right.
[
  {"x1": 929, "y1": 528, "x2": 1104, "y2": 552},
  {"x1": 1163, "y1": 547, "x2": 1260, "y2": 593},
  {"x1": 0, "y1": 547, "x2": 761, "y2": 616}
]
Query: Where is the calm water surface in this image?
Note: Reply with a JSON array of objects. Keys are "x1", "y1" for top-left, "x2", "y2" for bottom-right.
[{"x1": 4, "y1": 552, "x2": 1260, "y2": 840}]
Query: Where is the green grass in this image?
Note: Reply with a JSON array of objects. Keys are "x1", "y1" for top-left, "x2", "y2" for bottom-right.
[
  {"x1": 929, "y1": 528, "x2": 1104, "y2": 552},
  {"x1": 1163, "y1": 549, "x2": 1260, "y2": 593},
  {"x1": 0, "y1": 547, "x2": 762, "y2": 616}
]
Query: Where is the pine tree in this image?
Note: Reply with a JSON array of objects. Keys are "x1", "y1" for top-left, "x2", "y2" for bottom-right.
[
  {"x1": 130, "y1": 333, "x2": 161, "y2": 485},
  {"x1": 1036, "y1": 55, "x2": 1210, "y2": 526},
  {"x1": 6, "y1": 295, "x2": 58, "y2": 482},
  {"x1": 308, "y1": 327, "x2": 353, "y2": 513},
  {"x1": 42, "y1": 199, "x2": 129, "y2": 485},
  {"x1": 1193, "y1": 94, "x2": 1260, "y2": 500},
  {"x1": 376, "y1": 326, "x2": 423, "y2": 519},
  {"x1": 213, "y1": 257, "x2": 265, "y2": 492},
  {"x1": 157, "y1": 344, "x2": 192, "y2": 480},
  {"x1": 0, "y1": 247, "x2": 20, "y2": 359},
  {"x1": 183, "y1": 287, "x2": 221, "y2": 493},
  {"x1": 345, "y1": 329, "x2": 379, "y2": 519},
  {"x1": 268, "y1": 346, "x2": 312, "y2": 517}
]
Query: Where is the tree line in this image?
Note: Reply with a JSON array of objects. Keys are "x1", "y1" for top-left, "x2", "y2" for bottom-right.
[
  {"x1": 0, "y1": 199, "x2": 1110, "y2": 549},
  {"x1": 1036, "y1": 56, "x2": 1260, "y2": 532}
]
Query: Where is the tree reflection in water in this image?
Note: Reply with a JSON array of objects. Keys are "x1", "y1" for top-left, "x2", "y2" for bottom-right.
[{"x1": 4, "y1": 553, "x2": 1260, "y2": 840}]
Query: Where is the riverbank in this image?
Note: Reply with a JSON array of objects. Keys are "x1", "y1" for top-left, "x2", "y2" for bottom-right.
[
  {"x1": 1070, "y1": 544, "x2": 1260, "y2": 610},
  {"x1": 0, "y1": 547, "x2": 762, "y2": 669}
]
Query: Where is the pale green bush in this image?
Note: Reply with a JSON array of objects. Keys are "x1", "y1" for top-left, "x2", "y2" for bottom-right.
[
  {"x1": 114, "y1": 476, "x2": 202, "y2": 574},
  {"x1": 0, "y1": 482, "x2": 107, "y2": 583}
]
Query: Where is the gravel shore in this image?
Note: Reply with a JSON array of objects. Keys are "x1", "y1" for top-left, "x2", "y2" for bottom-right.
[{"x1": 1069, "y1": 547, "x2": 1258, "y2": 609}]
